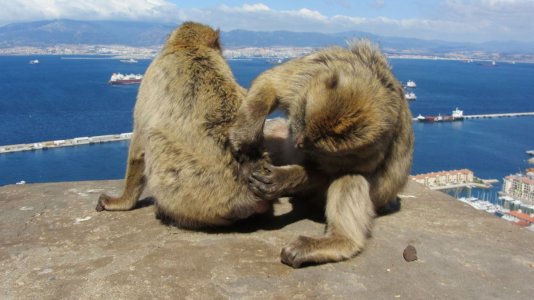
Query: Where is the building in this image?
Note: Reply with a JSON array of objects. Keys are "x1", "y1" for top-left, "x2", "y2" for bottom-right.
[
  {"x1": 502, "y1": 210, "x2": 534, "y2": 227},
  {"x1": 411, "y1": 169, "x2": 474, "y2": 189},
  {"x1": 501, "y1": 174, "x2": 534, "y2": 206}
]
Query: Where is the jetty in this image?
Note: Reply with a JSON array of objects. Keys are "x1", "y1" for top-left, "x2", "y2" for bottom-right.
[
  {"x1": 2, "y1": 112, "x2": 534, "y2": 154},
  {"x1": 413, "y1": 111, "x2": 534, "y2": 122},
  {"x1": 463, "y1": 112, "x2": 534, "y2": 119},
  {"x1": 0, "y1": 133, "x2": 132, "y2": 154}
]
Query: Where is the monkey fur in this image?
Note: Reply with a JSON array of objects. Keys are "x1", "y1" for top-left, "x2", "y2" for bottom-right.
[
  {"x1": 230, "y1": 40, "x2": 414, "y2": 268},
  {"x1": 96, "y1": 22, "x2": 273, "y2": 228}
]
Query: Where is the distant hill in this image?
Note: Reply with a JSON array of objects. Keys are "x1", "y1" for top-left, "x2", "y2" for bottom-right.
[
  {"x1": 0, "y1": 19, "x2": 173, "y2": 47},
  {"x1": 1, "y1": 19, "x2": 534, "y2": 55}
]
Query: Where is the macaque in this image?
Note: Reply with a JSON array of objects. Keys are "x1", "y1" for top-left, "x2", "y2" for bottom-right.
[
  {"x1": 230, "y1": 40, "x2": 414, "y2": 267},
  {"x1": 96, "y1": 22, "x2": 273, "y2": 228}
]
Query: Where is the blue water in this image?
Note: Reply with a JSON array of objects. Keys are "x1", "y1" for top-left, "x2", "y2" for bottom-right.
[{"x1": 1, "y1": 56, "x2": 533, "y2": 193}]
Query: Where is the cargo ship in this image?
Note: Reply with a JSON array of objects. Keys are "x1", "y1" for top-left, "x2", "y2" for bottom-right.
[
  {"x1": 108, "y1": 73, "x2": 143, "y2": 85},
  {"x1": 416, "y1": 108, "x2": 464, "y2": 123}
]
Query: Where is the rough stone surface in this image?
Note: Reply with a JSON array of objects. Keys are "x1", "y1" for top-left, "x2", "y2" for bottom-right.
[{"x1": 1, "y1": 180, "x2": 533, "y2": 299}]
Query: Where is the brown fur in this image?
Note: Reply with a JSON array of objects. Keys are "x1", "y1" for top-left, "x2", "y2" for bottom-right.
[
  {"x1": 230, "y1": 40, "x2": 414, "y2": 267},
  {"x1": 96, "y1": 22, "x2": 273, "y2": 228}
]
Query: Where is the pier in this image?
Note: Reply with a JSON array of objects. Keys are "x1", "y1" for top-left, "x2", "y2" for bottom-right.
[
  {"x1": 2, "y1": 111, "x2": 534, "y2": 154},
  {"x1": 0, "y1": 133, "x2": 132, "y2": 154},
  {"x1": 463, "y1": 112, "x2": 534, "y2": 119},
  {"x1": 412, "y1": 111, "x2": 534, "y2": 122}
]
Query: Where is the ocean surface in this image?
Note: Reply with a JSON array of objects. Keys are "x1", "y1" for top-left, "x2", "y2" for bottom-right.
[{"x1": 1, "y1": 55, "x2": 533, "y2": 197}]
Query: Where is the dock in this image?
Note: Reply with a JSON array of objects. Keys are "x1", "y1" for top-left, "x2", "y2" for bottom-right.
[
  {"x1": 2, "y1": 111, "x2": 534, "y2": 154},
  {"x1": 463, "y1": 112, "x2": 534, "y2": 119},
  {"x1": 0, "y1": 133, "x2": 132, "y2": 154},
  {"x1": 413, "y1": 111, "x2": 534, "y2": 122}
]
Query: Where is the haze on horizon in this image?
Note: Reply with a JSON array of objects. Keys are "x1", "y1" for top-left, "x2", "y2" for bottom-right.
[{"x1": 1, "y1": 0, "x2": 533, "y2": 43}]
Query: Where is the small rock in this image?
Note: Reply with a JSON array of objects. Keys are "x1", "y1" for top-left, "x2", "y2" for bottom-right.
[{"x1": 403, "y1": 245, "x2": 417, "y2": 262}]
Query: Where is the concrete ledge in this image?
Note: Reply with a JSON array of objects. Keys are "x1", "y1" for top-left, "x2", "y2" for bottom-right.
[{"x1": 1, "y1": 180, "x2": 533, "y2": 299}]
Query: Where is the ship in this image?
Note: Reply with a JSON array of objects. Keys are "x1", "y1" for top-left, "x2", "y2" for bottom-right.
[
  {"x1": 266, "y1": 58, "x2": 284, "y2": 64},
  {"x1": 416, "y1": 108, "x2": 464, "y2": 123},
  {"x1": 29, "y1": 59, "x2": 39, "y2": 64},
  {"x1": 406, "y1": 80, "x2": 416, "y2": 88},
  {"x1": 120, "y1": 58, "x2": 138, "y2": 64},
  {"x1": 405, "y1": 91, "x2": 417, "y2": 101},
  {"x1": 108, "y1": 73, "x2": 143, "y2": 85}
]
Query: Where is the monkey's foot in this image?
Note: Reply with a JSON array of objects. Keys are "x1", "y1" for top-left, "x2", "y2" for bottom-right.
[
  {"x1": 281, "y1": 235, "x2": 362, "y2": 268},
  {"x1": 95, "y1": 194, "x2": 109, "y2": 212},
  {"x1": 96, "y1": 193, "x2": 135, "y2": 212}
]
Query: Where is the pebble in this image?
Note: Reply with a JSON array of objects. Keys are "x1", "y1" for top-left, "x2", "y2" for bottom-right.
[{"x1": 403, "y1": 245, "x2": 418, "y2": 262}]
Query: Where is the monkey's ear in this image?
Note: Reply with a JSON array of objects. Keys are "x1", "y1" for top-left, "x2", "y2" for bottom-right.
[
  {"x1": 208, "y1": 29, "x2": 221, "y2": 50},
  {"x1": 325, "y1": 72, "x2": 339, "y2": 89}
]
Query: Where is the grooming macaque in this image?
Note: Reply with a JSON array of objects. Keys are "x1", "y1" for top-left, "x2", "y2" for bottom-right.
[
  {"x1": 96, "y1": 22, "x2": 274, "y2": 228},
  {"x1": 230, "y1": 40, "x2": 414, "y2": 267}
]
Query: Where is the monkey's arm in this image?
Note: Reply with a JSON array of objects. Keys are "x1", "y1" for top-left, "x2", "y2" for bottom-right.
[
  {"x1": 229, "y1": 73, "x2": 280, "y2": 158},
  {"x1": 248, "y1": 163, "x2": 327, "y2": 199}
]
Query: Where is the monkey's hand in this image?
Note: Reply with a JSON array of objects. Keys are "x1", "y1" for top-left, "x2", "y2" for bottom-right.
[{"x1": 249, "y1": 163, "x2": 308, "y2": 199}]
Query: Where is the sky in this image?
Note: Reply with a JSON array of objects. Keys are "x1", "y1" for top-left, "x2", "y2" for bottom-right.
[{"x1": 1, "y1": 0, "x2": 534, "y2": 43}]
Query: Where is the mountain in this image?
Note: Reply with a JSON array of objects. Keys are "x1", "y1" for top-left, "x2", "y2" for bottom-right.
[
  {"x1": 0, "y1": 19, "x2": 173, "y2": 47},
  {"x1": 1, "y1": 19, "x2": 534, "y2": 55}
]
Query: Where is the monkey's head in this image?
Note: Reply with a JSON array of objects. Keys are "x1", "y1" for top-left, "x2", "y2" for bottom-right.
[
  {"x1": 296, "y1": 70, "x2": 400, "y2": 155},
  {"x1": 167, "y1": 22, "x2": 221, "y2": 51}
]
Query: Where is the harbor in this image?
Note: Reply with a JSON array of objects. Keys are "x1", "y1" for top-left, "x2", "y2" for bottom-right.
[{"x1": 2, "y1": 110, "x2": 534, "y2": 154}]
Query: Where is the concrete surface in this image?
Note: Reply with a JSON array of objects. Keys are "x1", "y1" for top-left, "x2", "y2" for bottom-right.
[{"x1": 1, "y1": 180, "x2": 533, "y2": 299}]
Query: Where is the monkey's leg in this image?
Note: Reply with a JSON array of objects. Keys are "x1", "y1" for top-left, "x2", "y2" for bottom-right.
[
  {"x1": 281, "y1": 174, "x2": 375, "y2": 268},
  {"x1": 96, "y1": 134, "x2": 146, "y2": 211}
]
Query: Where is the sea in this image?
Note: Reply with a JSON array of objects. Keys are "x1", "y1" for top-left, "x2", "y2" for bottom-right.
[{"x1": 1, "y1": 55, "x2": 534, "y2": 202}]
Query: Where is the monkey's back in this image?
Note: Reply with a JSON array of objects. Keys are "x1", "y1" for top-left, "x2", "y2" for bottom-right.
[{"x1": 133, "y1": 44, "x2": 256, "y2": 227}]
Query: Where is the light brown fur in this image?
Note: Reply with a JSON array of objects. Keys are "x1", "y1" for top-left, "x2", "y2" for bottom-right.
[
  {"x1": 96, "y1": 22, "x2": 273, "y2": 228},
  {"x1": 230, "y1": 40, "x2": 414, "y2": 267}
]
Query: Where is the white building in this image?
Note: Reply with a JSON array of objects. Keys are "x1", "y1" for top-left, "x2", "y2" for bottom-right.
[
  {"x1": 411, "y1": 169, "x2": 474, "y2": 188},
  {"x1": 502, "y1": 174, "x2": 534, "y2": 206}
]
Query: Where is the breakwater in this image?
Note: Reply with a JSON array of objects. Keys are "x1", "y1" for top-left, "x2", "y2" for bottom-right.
[
  {"x1": 412, "y1": 111, "x2": 534, "y2": 122},
  {"x1": 463, "y1": 112, "x2": 534, "y2": 119},
  {"x1": 0, "y1": 133, "x2": 132, "y2": 154},
  {"x1": 1, "y1": 112, "x2": 534, "y2": 154}
]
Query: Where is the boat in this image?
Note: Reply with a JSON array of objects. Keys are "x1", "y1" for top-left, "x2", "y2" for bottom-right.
[
  {"x1": 418, "y1": 107, "x2": 464, "y2": 123},
  {"x1": 29, "y1": 59, "x2": 39, "y2": 64},
  {"x1": 266, "y1": 58, "x2": 284, "y2": 64},
  {"x1": 108, "y1": 73, "x2": 143, "y2": 85},
  {"x1": 405, "y1": 92, "x2": 417, "y2": 101},
  {"x1": 406, "y1": 80, "x2": 416, "y2": 88},
  {"x1": 120, "y1": 58, "x2": 138, "y2": 64}
]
